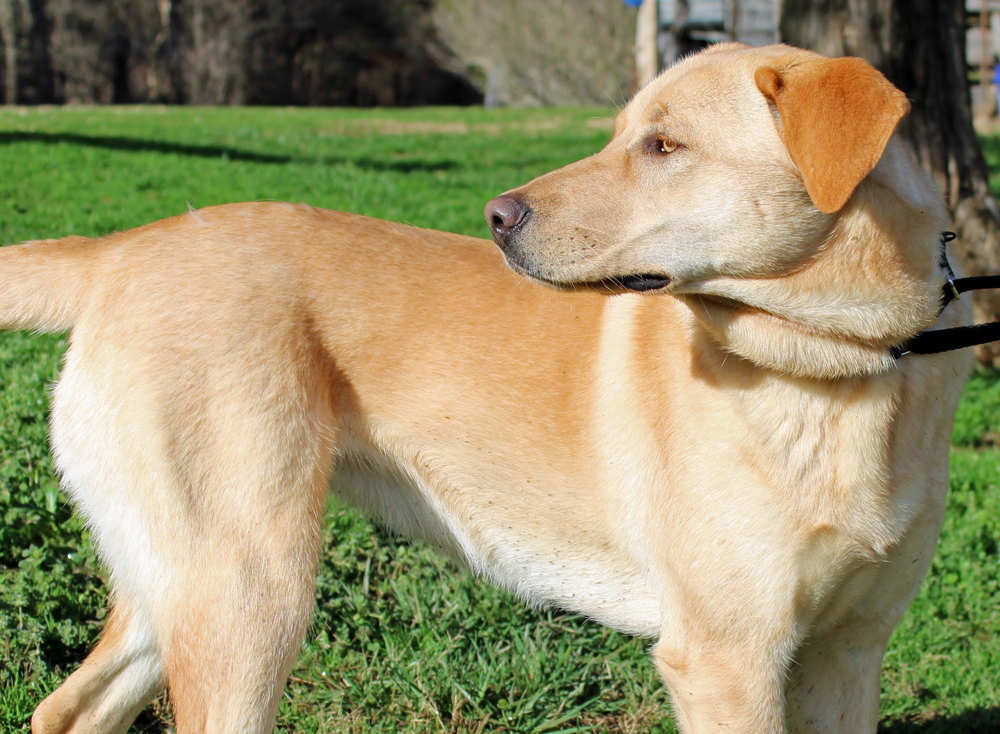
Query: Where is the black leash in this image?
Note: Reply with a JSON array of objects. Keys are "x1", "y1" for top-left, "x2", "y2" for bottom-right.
[{"x1": 891, "y1": 232, "x2": 1000, "y2": 358}]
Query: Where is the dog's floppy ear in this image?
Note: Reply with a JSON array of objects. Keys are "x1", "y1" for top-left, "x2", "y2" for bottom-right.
[{"x1": 755, "y1": 55, "x2": 910, "y2": 214}]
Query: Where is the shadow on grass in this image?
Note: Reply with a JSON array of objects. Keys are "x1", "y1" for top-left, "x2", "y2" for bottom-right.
[
  {"x1": 0, "y1": 131, "x2": 460, "y2": 172},
  {"x1": 879, "y1": 707, "x2": 1000, "y2": 733},
  {"x1": 0, "y1": 131, "x2": 293, "y2": 164}
]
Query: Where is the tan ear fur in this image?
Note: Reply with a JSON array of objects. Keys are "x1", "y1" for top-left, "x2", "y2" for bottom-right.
[{"x1": 755, "y1": 56, "x2": 910, "y2": 214}]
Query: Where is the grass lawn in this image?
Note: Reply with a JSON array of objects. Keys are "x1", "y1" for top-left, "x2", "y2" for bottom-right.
[{"x1": 1, "y1": 105, "x2": 999, "y2": 733}]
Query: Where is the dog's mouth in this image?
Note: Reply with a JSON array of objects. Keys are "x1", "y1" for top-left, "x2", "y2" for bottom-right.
[
  {"x1": 501, "y1": 252, "x2": 671, "y2": 294},
  {"x1": 520, "y1": 272, "x2": 672, "y2": 294},
  {"x1": 612, "y1": 274, "x2": 671, "y2": 292},
  {"x1": 574, "y1": 273, "x2": 673, "y2": 294}
]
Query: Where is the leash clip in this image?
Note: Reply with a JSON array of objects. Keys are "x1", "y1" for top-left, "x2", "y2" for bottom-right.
[
  {"x1": 894, "y1": 231, "x2": 1000, "y2": 358},
  {"x1": 946, "y1": 276, "x2": 961, "y2": 302},
  {"x1": 940, "y1": 231, "x2": 960, "y2": 303}
]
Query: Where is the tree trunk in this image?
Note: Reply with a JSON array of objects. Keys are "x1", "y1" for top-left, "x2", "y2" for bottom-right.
[
  {"x1": 0, "y1": 0, "x2": 17, "y2": 104},
  {"x1": 148, "y1": 0, "x2": 185, "y2": 103},
  {"x1": 635, "y1": 0, "x2": 659, "y2": 87},
  {"x1": 27, "y1": 0, "x2": 53, "y2": 103},
  {"x1": 663, "y1": 0, "x2": 696, "y2": 66},
  {"x1": 781, "y1": 0, "x2": 1000, "y2": 366}
]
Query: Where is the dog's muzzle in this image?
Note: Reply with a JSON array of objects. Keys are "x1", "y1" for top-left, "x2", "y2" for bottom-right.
[{"x1": 484, "y1": 195, "x2": 670, "y2": 293}]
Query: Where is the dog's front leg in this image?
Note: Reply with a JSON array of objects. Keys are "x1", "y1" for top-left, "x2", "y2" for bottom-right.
[
  {"x1": 783, "y1": 625, "x2": 886, "y2": 734},
  {"x1": 782, "y1": 506, "x2": 946, "y2": 734},
  {"x1": 652, "y1": 626, "x2": 794, "y2": 734}
]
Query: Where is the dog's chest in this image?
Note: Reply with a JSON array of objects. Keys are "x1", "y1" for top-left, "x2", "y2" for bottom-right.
[
  {"x1": 595, "y1": 296, "x2": 961, "y2": 622},
  {"x1": 730, "y1": 376, "x2": 901, "y2": 545}
]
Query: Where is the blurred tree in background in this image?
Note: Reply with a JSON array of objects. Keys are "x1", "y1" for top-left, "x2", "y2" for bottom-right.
[
  {"x1": 781, "y1": 0, "x2": 1000, "y2": 366},
  {"x1": 0, "y1": 0, "x2": 480, "y2": 105},
  {"x1": 433, "y1": 0, "x2": 637, "y2": 107},
  {"x1": 0, "y1": 0, "x2": 637, "y2": 107}
]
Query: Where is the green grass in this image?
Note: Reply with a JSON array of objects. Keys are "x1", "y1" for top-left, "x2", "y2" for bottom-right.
[
  {"x1": 0, "y1": 106, "x2": 616, "y2": 242},
  {"x1": 0, "y1": 106, "x2": 999, "y2": 733}
]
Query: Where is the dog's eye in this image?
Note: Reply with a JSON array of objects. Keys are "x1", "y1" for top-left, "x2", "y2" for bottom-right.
[{"x1": 645, "y1": 135, "x2": 679, "y2": 156}]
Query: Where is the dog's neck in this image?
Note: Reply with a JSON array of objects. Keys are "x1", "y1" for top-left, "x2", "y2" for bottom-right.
[{"x1": 679, "y1": 144, "x2": 955, "y2": 380}]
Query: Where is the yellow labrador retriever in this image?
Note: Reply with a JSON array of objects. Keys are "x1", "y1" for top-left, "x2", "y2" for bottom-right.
[{"x1": 2, "y1": 44, "x2": 971, "y2": 734}]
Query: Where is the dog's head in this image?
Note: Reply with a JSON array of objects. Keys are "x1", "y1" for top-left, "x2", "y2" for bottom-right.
[{"x1": 485, "y1": 44, "x2": 952, "y2": 378}]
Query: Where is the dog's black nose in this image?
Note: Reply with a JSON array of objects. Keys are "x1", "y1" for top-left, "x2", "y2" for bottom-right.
[{"x1": 484, "y1": 195, "x2": 530, "y2": 241}]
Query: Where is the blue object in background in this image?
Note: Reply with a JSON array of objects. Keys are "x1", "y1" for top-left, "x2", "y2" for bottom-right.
[
  {"x1": 624, "y1": 0, "x2": 644, "y2": 7},
  {"x1": 994, "y1": 64, "x2": 1000, "y2": 119}
]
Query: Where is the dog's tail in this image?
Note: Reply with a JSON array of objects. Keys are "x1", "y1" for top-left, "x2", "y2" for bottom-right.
[{"x1": 0, "y1": 236, "x2": 96, "y2": 332}]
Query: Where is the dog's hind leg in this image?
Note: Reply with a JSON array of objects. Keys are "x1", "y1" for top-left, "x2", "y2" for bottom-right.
[
  {"x1": 151, "y1": 375, "x2": 337, "y2": 732},
  {"x1": 31, "y1": 596, "x2": 164, "y2": 734},
  {"x1": 158, "y1": 480, "x2": 330, "y2": 734},
  {"x1": 42, "y1": 323, "x2": 340, "y2": 733}
]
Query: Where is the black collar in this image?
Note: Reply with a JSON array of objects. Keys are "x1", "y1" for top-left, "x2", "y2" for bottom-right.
[{"x1": 891, "y1": 232, "x2": 1000, "y2": 359}]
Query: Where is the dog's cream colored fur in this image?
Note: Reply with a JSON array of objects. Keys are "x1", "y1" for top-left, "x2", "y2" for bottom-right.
[{"x1": 1, "y1": 45, "x2": 971, "y2": 734}]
